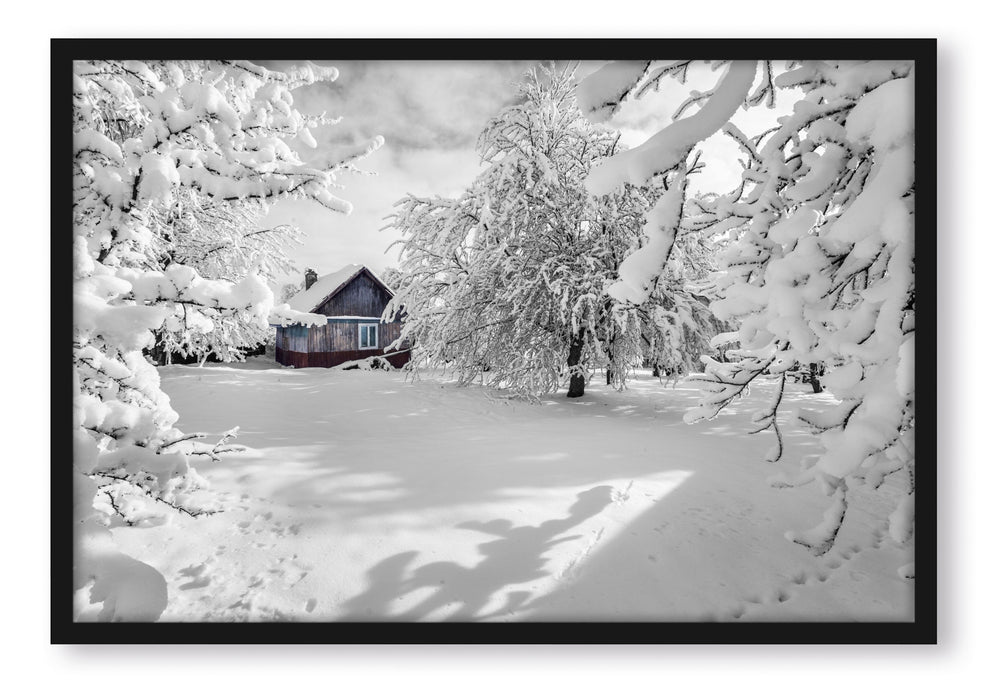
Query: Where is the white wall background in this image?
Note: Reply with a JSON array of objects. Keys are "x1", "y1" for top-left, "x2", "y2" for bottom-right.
[{"x1": 10, "y1": 3, "x2": 976, "y2": 699}]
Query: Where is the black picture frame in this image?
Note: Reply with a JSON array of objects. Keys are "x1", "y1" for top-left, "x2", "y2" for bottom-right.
[{"x1": 52, "y1": 37, "x2": 936, "y2": 644}]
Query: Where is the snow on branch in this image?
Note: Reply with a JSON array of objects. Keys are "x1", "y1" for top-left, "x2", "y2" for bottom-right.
[
  {"x1": 786, "y1": 479, "x2": 849, "y2": 557},
  {"x1": 579, "y1": 54, "x2": 915, "y2": 560},
  {"x1": 72, "y1": 58, "x2": 379, "y2": 621},
  {"x1": 585, "y1": 61, "x2": 758, "y2": 196},
  {"x1": 576, "y1": 61, "x2": 651, "y2": 124},
  {"x1": 677, "y1": 60, "x2": 915, "y2": 558},
  {"x1": 607, "y1": 173, "x2": 687, "y2": 305}
]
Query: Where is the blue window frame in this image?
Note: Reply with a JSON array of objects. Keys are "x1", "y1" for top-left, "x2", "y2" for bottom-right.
[{"x1": 359, "y1": 323, "x2": 378, "y2": 349}]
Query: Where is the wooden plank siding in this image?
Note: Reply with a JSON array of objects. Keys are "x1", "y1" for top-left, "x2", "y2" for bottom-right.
[
  {"x1": 274, "y1": 324, "x2": 313, "y2": 366},
  {"x1": 314, "y1": 270, "x2": 392, "y2": 318},
  {"x1": 301, "y1": 320, "x2": 401, "y2": 353},
  {"x1": 288, "y1": 348, "x2": 411, "y2": 369},
  {"x1": 275, "y1": 320, "x2": 410, "y2": 369}
]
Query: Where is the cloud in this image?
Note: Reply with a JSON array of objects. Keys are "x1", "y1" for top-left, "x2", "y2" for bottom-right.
[
  {"x1": 590, "y1": 61, "x2": 804, "y2": 194},
  {"x1": 257, "y1": 59, "x2": 804, "y2": 290},
  {"x1": 279, "y1": 60, "x2": 535, "y2": 153},
  {"x1": 260, "y1": 142, "x2": 486, "y2": 287},
  {"x1": 254, "y1": 59, "x2": 535, "y2": 286}
]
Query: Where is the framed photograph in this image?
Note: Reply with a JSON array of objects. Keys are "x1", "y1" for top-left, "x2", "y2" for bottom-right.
[{"x1": 54, "y1": 37, "x2": 935, "y2": 643}]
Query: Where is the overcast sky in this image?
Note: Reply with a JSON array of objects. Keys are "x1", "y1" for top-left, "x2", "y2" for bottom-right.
[
  {"x1": 258, "y1": 60, "x2": 798, "y2": 294},
  {"x1": 257, "y1": 60, "x2": 531, "y2": 291}
]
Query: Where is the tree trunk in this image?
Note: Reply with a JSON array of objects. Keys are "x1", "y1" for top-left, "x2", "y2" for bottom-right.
[
  {"x1": 808, "y1": 362, "x2": 823, "y2": 393},
  {"x1": 603, "y1": 302, "x2": 615, "y2": 386},
  {"x1": 566, "y1": 329, "x2": 586, "y2": 398},
  {"x1": 149, "y1": 330, "x2": 166, "y2": 366},
  {"x1": 605, "y1": 336, "x2": 615, "y2": 385}
]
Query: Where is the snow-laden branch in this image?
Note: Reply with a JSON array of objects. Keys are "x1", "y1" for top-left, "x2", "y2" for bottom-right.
[
  {"x1": 73, "y1": 59, "x2": 378, "y2": 621},
  {"x1": 585, "y1": 61, "x2": 758, "y2": 196},
  {"x1": 579, "y1": 59, "x2": 917, "y2": 560}
]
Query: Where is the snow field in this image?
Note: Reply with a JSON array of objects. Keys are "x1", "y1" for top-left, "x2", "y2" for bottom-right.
[{"x1": 97, "y1": 359, "x2": 913, "y2": 622}]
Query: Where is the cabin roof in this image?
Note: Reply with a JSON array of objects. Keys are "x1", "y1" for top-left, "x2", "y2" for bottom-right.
[{"x1": 286, "y1": 264, "x2": 393, "y2": 313}]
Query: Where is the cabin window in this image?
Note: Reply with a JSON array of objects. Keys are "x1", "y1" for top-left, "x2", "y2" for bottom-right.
[{"x1": 358, "y1": 323, "x2": 378, "y2": 349}]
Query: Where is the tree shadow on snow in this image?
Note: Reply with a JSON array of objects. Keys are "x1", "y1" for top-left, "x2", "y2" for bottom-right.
[{"x1": 337, "y1": 485, "x2": 615, "y2": 621}]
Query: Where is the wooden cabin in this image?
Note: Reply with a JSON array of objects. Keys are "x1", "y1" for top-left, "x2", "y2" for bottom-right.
[{"x1": 274, "y1": 264, "x2": 411, "y2": 369}]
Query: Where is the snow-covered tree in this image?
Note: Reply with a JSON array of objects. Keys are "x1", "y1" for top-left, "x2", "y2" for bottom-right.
[
  {"x1": 380, "y1": 266, "x2": 402, "y2": 292},
  {"x1": 150, "y1": 197, "x2": 305, "y2": 364},
  {"x1": 386, "y1": 66, "x2": 661, "y2": 398},
  {"x1": 278, "y1": 279, "x2": 304, "y2": 305},
  {"x1": 579, "y1": 60, "x2": 915, "y2": 563},
  {"x1": 637, "y1": 282, "x2": 730, "y2": 379},
  {"x1": 72, "y1": 59, "x2": 381, "y2": 620}
]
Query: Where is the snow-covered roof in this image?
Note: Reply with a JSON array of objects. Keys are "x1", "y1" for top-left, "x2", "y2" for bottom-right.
[{"x1": 286, "y1": 264, "x2": 391, "y2": 313}]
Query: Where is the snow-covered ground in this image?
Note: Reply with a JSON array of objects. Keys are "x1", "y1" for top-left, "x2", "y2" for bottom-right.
[{"x1": 87, "y1": 358, "x2": 912, "y2": 622}]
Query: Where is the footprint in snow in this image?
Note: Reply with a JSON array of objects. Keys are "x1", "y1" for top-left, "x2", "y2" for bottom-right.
[
  {"x1": 262, "y1": 555, "x2": 312, "y2": 587},
  {"x1": 611, "y1": 481, "x2": 634, "y2": 505},
  {"x1": 730, "y1": 571, "x2": 812, "y2": 618},
  {"x1": 724, "y1": 604, "x2": 746, "y2": 621},
  {"x1": 178, "y1": 560, "x2": 213, "y2": 590}
]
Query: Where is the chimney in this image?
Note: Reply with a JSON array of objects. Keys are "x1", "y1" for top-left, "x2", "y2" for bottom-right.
[{"x1": 304, "y1": 268, "x2": 318, "y2": 290}]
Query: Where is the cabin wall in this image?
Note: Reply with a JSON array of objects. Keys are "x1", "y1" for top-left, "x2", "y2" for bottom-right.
[
  {"x1": 298, "y1": 347, "x2": 411, "y2": 369},
  {"x1": 276, "y1": 320, "x2": 410, "y2": 369},
  {"x1": 304, "y1": 320, "x2": 403, "y2": 353},
  {"x1": 303, "y1": 320, "x2": 409, "y2": 368},
  {"x1": 314, "y1": 271, "x2": 392, "y2": 318},
  {"x1": 275, "y1": 325, "x2": 311, "y2": 366}
]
